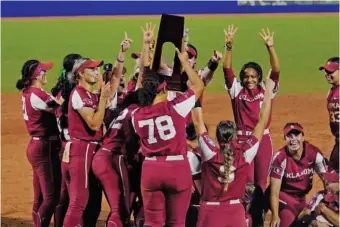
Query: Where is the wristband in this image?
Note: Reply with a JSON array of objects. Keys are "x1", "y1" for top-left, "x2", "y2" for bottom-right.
[
  {"x1": 207, "y1": 59, "x2": 218, "y2": 71},
  {"x1": 116, "y1": 58, "x2": 124, "y2": 63},
  {"x1": 225, "y1": 42, "x2": 232, "y2": 51},
  {"x1": 194, "y1": 100, "x2": 202, "y2": 108}
]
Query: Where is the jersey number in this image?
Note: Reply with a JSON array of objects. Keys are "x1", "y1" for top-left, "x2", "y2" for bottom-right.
[
  {"x1": 217, "y1": 165, "x2": 236, "y2": 184},
  {"x1": 22, "y1": 97, "x2": 29, "y2": 120},
  {"x1": 329, "y1": 111, "x2": 339, "y2": 123},
  {"x1": 138, "y1": 115, "x2": 176, "y2": 144},
  {"x1": 109, "y1": 108, "x2": 129, "y2": 129}
]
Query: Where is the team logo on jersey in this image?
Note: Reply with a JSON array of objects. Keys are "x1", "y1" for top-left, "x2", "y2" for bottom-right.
[
  {"x1": 238, "y1": 93, "x2": 264, "y2": 102},
  {"x1": 273, "y1": 167, "x2": 283, "y2": 176}
]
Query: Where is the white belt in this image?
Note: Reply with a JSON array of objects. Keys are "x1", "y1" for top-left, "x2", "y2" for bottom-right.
[
  {"x1": 204, "y1": 199, "x2": 241, "y2": 205},
  {"x1": 237, "y1": 128, "x2": 270, "y2": 136},
  {"x1": 32, "y1": 136, "x2": 59, "y2": 141},
  {"x1": 145, "y1": 155, "x2": 185, "y2": 161}
]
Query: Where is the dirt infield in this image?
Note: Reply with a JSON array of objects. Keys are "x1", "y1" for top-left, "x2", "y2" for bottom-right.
[{"x1": 1, "y1": 92, "x2": 333, "y2": 226}]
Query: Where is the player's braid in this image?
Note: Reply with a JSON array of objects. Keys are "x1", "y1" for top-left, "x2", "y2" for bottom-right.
[
  {"x1": 16, "y1": 60, "x2": 39, "y2": 90},
  {"x1": 51, "y1": 69, "x2": 66, "y2": 97},
  {"x1": 222, "y1": 144, "x2": 234, "y2": 192}
]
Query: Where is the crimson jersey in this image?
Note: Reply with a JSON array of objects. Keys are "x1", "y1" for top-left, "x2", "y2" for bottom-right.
[
  {"x1": 327, "y1": 85, "x2": 339, "y2": 138},
  {"x1": 132, "y1": 89, "x2": 196, "y2": 157},
  {"x1": 270, "y1": 142, "x2": 328, "y2": 196},
  {"x1": 68, "y1": 85, "x2": 116, "y2": 141},
  {"x1": 101, "y1": 104, "x2": 139, "y2": 155},
  {"x1": 198, "y1": 132, "x2": 259, "y2": 202},
  {"x1": 223, "y1": 68, "x2": 279, "y2": 131},
  {"x1": 21, "y1": 87, "x2": 59, "y2": 137}
]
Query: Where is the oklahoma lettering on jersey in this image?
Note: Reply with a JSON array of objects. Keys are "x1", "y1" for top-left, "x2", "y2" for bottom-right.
[
  {"x1": 327, "y1": 85, "x2": 339, "y2": 138},
  {"x1": 21, "y1": 87, "x2": 59, "y2": 137},
  {"x1": 198, "y1": 132, "x2": 259, "y2": 202},
  {"x1": 223, "y1": 68, "x2": 279, "y2": 131},
  {"x1": 270, "y1": 142, "x2": 328, "y2": 195},
  {"x1": 132, "y1": 89, "x2": 196, "y2": 157},
  {"x1": 102, "y1": 104, "x2": 139, "y2": 155},
  {"x1": 68, "y1": 85, "x2": 103, "y2": 141}
]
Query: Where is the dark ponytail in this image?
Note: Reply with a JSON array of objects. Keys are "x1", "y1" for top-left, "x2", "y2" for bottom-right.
[
  {"x1": 16, "y1": 59, "x2": 39, "y2": 90},
  {"x1": 58, "y1": 54, "x2": 82, "y2": 129},
  {"x1": 137, "y1": 72, "x2": 165, "y2": 106}
]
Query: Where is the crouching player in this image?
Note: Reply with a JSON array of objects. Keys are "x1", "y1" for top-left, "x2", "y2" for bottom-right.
[{"x1": 268, "y1": 123, "x2": 330, "y2": 227}]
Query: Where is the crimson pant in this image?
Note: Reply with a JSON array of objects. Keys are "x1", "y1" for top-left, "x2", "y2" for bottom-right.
[
  {"x1": 54, "y1": 141, "x2": 69, "y2": 227},
  {"x1": 278, "y1": 191, "x2": 306, "y2": 227},
  {"x1": 197, "y1": 201, "x2": 246, "y2": 227},
  {"x1": 329, "y1": 138, "x2": 339, "y2": 173},
  {"x1": 141, "y1": 155, "x2": 192, "y2": 227},
  {"x1": 26, "y1": 137, "x2": 61, "y2": 227},
  {"x1": 62, "y1": 139, "x2": 102, "y2": 227},
  {"x1": 92, "y1": 148, "x2": 130, "y2": 227}
]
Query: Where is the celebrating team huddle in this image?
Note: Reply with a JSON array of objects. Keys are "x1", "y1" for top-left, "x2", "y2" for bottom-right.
[{"x1": 16, "y1": 21, "x2": 339, "y2": 227}]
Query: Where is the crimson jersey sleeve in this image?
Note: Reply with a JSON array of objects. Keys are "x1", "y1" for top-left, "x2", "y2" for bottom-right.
[
  {"x1": 198, "y1": 132, "x2": 218, "y2": 162},
  {"x1": 71, "y1": 89, "x2": 98, "y2": 110},
  {"x1": 239, "y1": 135, "x2": 260, "y2": 163},
  {"x1": 270, "y1": 151, "x2": 287, "y2": 180},
  {"x1": 313, "y1": 148, "x2": 329, "y2": 175},
  {"x1": 31, "y1": 89, "x2": 58, "y2": 113},
  {"x1": 169, "y1": 88, "x2": 196, "y2": 118}
]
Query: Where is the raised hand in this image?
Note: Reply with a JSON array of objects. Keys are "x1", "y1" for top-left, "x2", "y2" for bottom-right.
[
  {"x1": 259, "y1": 28, "x2": 274, "y2": 47},
  {"x1": 224, "y1": 24, "x2": 238, "y2": 44},
  {"x1": 100, "y1": 82, "x2": 112, "y2": 99},
  {"x1": 121, "y1": 31, "x2": 133, "y2": 52},
  {"x1": 141, "y1": 22, "x2": 156, "y2": 45},
  {"x1": 211, "y1": 50, "x2": 223, "y2": 63},
  {"x1": 175, "y1": 47, "x2": 189, "y2": 66}
]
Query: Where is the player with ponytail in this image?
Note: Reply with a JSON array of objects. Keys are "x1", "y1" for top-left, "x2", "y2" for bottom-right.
[
  {"x1": 191, "y1": 71, "x2": 275, "y2": 227},
  {"x1": 17, "y1": 59, "x2": 63, "y2": 227}
]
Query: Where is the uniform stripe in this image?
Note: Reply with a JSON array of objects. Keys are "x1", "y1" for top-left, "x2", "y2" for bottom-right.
[
  {"x1": 198, "y1": 136, "x2": 216, "y2": 162},
  {"x1": 315, "y1": 152, "x2": 327, "y2": 174},
  {"x1": 72, "y1": 90, "x2": 84, "y2": 110},
  {"x1": 173, "y1": 94, "x2": 196, "y2": 118},
  {"x1": 227, "y1": 78, "x2": 243, "y2": 99},
  {"x1": 85, "y1": 144, "x2": 90, "y2": 188},
  {"x1": 118, "y1": 155, "x2": 126, "y2": 197},
  {"x1": 244, "y1": 141, "x2": 260, "y2": 164}
]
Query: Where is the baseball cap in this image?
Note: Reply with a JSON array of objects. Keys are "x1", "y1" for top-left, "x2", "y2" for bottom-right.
[
  {"x1": 31, "y1": 61, "x2": 54, "y2": 79},
  {"x1": 131, "y1": 52, "x2": 141, "y2": 59},
  {"x1": 319, "y1": 60, "x2": 339, "y2": 73},
  {"x1": 74, "y1": 59, "x2": 103, "y2": 74},
  {"x1": 186, "y1": 45, "x2": 197, "y2": 59},
  {"x1": 283, "y1": 123, "x2": 304, "y2": 136}
]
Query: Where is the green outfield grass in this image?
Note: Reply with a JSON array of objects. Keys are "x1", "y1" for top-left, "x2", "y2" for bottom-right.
[{"x1": 1, "y1": 14, "x2": 339, "y2": 93}]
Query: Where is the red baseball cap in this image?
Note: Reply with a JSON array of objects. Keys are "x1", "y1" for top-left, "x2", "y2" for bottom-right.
[
  {"x1": 283, "y1": 123, "x2": 304, "y2": 136},
  {"x1": 186, "y1": 45, "x2": 197, "y2": 59},
  {"x1": 131, "y1": 52, "x2": 141, "y2": 59},
  {"x1": 31, "y1": 61, "x2": 54, "y2": 79},
  {"x1": 75, "y1": 59, "x2": 103, "y2": 74},
  {"x1": 322, "y1": 171, "x2": 339, "y2": 183},
  {"x1": 319, "y1": 61, "x2": 339, "y2": 73}
]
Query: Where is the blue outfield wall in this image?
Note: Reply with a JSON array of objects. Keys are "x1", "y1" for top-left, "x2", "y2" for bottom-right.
[{"x1": 1, "y1": 1, "x2": 339, "y2": 18}]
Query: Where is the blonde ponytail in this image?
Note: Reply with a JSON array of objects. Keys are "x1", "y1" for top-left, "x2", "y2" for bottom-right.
[{"x1": 222, "y1": 145, "x2": 234, "y2": 192}]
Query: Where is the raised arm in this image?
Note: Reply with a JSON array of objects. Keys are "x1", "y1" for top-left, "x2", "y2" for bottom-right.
[
  {"x1": 136, "y1": 22, "x2": 156, "y2": 89},
  {"x1": 175, "y1": 48, "x2": 204, "y2": 101},
  {"x1": 111, "y1": 33, "x2": 132, "y2": 95},
  {"x1": 252, "y1": 71, "x2": 275, "y2": 142},
  {"x1": 259, "y1": 28, "x2": 280, "y2": 88},
  {"x1": 223, "y1": 25, "x2": 238, "y2": 89},
  {"x1": 191, "y1": 105, "x2": 206, "y2": 136},
  {"x1": 199, "y1": 50, "x2": 222, "y2": 86}
]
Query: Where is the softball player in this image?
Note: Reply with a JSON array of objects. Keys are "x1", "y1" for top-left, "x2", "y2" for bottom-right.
[
  {"x1": 319, "y1": 57, "x2": 339, "y2": 173},
  {"x1": 131, "y1": 22, "x2": 204, "y2": 227},
  {"x1": 223, "y1": 25, "x2": 280, "y2": 193},
  {"x1": 297, "y1": 171, "x2": 339, "y2": 227},
  {"x1": 92, "y1": 91, "x2": 140, "y2": 227},
  {"x1": 62, "y1": 57, "x2": 113, "y2": 227},
  {"x1": 17, "y1": 59, "x2": 62, "y2": 227},
  {"x1": 191, "y1": 75, "x2": 274, "y2": 227},
  {"x1": 51, "y1": 53, "x2": 82, "y2": 227},
  {"x1": 268, "y1": 123, "x2": 329, "y2": 227}
]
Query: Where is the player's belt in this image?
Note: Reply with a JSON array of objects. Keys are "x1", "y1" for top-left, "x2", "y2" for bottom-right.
[
  {"x1": 237, "y1": 128, "x2": 270, "y2": 136},
  {"x1": 32, "y1": 135, "x2": 59, "y2": 141},
  {"x1": 145, "y1": 155, "x2": 185, "y2": 161},
  {"x1": 202, "y1": 199, "x2": 241, "y2": 206}
]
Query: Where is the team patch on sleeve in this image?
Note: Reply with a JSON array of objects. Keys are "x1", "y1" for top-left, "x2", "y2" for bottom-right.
[
  {"x1": 203, "y1": 134, "x2": 215, "y2": 147},
  {"x1": 273, "y1": 167, "x2": 284, "y2": 176}
]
